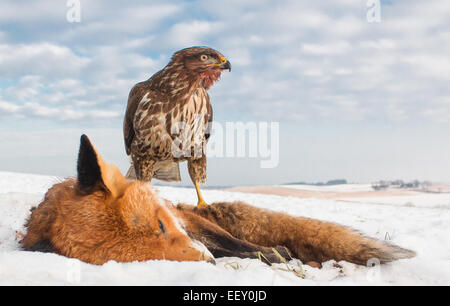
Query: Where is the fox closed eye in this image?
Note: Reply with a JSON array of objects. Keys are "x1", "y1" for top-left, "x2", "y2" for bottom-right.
[{"x1": 158, "y1": 219, "x2": 166, "y2": 235}]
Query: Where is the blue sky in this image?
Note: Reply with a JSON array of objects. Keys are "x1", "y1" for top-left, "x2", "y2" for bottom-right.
[{"x1": 1, "y1": 0, "x2": 450, "y2": 185}]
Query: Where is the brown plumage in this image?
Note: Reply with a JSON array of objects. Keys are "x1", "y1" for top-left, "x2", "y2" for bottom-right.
[{"x1": 123, "y1": 46, "x2": 231, "y2": 207}]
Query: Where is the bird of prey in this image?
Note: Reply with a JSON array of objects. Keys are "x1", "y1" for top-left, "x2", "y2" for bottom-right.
[{"x1": 123, "y1": 46, "x2": 231, "y2": 207}]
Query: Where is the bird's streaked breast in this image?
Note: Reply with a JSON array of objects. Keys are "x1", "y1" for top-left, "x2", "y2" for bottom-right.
[{"x1": 132, "y1": 87, "x2": 210, "y2": 160}]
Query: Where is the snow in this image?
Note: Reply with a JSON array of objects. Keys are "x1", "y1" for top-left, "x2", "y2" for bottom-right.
[
  {"x1": 339, "y1": 193, "x2": 450, "y2": 209},
  {"x1": 0, "y1": 171, "x2": 449, "y2": 285}
]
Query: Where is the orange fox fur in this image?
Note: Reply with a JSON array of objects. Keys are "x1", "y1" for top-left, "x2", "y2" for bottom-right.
[{"x1": 21, "y1": 135, "x2": 415, "y2": 267}]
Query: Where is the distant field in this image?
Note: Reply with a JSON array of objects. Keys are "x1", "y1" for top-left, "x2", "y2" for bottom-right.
[{"x1": 224, "y1": 183, "x2": 450, "y2": 200}]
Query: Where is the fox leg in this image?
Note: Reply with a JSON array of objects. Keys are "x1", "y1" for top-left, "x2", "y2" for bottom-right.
[
  {"x1": 177, "y1": 205, "x2": 291, "y2": 265},
  {"x1": 188, "y1": 157, "x2": 208, "y2": 208},
  {"x1": 21, "y1": 196, "x2": 57, "y2": 253}
]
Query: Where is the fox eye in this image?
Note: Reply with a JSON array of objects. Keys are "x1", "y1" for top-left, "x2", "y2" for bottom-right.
[
  {"x1": 200, "y1": 54, "x2": 208, "y2": 61},
  {"x1": 158, "y1": 219, "x2": 166, "y2": 234}
]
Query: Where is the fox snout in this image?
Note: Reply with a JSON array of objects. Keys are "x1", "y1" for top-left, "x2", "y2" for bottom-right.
[
  {"x1": 189, "y1": 239, "x2": 216, "y2": 264},
  {"x1": 166, "y1": 234, "x2": 215, "y2": 264}
]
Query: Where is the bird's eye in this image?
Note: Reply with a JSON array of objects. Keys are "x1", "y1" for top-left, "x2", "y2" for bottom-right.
[
  {"x1": 200, "y1": 54, "x2": 208, "y2": 61},
  {"x1": 158, "y1": 219, "x2": 166, "y2": 234}
]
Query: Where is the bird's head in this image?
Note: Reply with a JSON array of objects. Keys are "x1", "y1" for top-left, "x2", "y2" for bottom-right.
[{"x1": 169, "y1": 46, "x2": 231, "y2": 89}]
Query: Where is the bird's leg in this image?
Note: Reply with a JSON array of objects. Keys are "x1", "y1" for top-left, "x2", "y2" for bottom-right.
[
  {"x1": 188, "y1": 157, "x2": 208, "y2": 208},
  {"x1": 133, "y1": 156, "x2": 155, "y2": 182},
  {"x1": 194, "y1": 181, "x2": 208, "y2": 208}
]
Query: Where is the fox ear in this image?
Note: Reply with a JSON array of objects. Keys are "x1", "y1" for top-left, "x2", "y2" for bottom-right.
[
  {"x1": 77, "y1": 134, "x2": 127, "y2": 197},
  {"x1": 77, "y1": 134, "x2": 102, "y2": 192}
]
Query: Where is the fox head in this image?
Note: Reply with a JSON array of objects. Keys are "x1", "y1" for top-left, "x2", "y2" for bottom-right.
[{"x1": 22, "y1": 134, "x2": 214, "y2": 265}]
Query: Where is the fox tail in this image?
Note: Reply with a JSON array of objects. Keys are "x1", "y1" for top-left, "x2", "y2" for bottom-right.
[{"x1": 191, "y1": 202, "x2": 416, "y2": 266}]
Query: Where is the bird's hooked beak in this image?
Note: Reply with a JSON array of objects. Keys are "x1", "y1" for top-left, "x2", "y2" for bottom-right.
[
  {"x1": 220, "y1": 57, "x2": 232, "y2": 72},
  {"x1": 207, "y1": 56, "x2": 231, "y2": 72}
]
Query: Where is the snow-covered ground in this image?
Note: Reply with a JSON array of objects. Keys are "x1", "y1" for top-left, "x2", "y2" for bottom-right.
[
  {"x1": 278, "y1": 183, "x2": 375, "y2": 193},
  {"x1": 0, "y1": 171, "x2": 449, "y2": 285}
]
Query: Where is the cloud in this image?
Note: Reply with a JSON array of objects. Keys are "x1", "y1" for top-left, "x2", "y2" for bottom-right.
[
  {"x1": 403, "y1": 55, "x2": 450, "y2": 81},
  {"x1": 0, "y1": 1, "x2": 64, "y2": 23},
  {"x1": 163, "y1": 20, "x2": 222, "y2": 49},
  {"x1": 1, "y1": 0, "x2": 450, "y2": 184},
  {"x1": 302, "y1": 41, "x2": 351, "y2": 55},
  {"x1": 0, "y1": 99, "x2": 21, "y2": 114},
  {"x1": 1, "y1": 0, "x2": 450, "y2": 126},
  {"x1": 0, "y1": 43, "x2": 90, "y2": 79},
  {"x1": 61, "y1": 3, "x2": 182, "y2": 45},
  {"x1": 0, "y1": 98, "x2": 121, "y2": 121}
]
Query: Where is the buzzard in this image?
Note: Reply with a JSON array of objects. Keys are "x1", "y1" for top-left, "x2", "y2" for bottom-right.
[{"x1": 124, "y1": 46, "x2": 231, "y2": 207}]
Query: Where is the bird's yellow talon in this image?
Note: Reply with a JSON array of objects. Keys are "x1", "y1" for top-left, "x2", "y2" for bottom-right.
[{"x1": 197, "y1": 200, "x2": 209, "y2": 208}]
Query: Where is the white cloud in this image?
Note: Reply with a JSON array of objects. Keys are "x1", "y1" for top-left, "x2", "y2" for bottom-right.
[
  {"x1": 302, "y1": 41, "x2": 351, "y2": 55},
  {"x1": 0, "y1": 0, "x2": 64, "y2": 23},
  {"x1": 4, "y1": 75, "x2": 43, "y2": 102},
  {"x1": 164, "y1": 20, "x2": 222, "y2": 49},
  {"x1": 1, "y1": 0, "x2": 450, "y2": 184},
  {"x1": 403, "y1": 55, "x2": 450, "y2": 80},
  {"x1": 274, "y1": 8, "x2": 330, "y2": 29},
  {"x1": 0, "y1": 99, "x2": 21, "y2": 114},
  {"x1": 225, "y1": 48, "x2": 252, "y2": 66},
  {"x1": 62, "y1": 3, "x2": 181, "y2": 44},
  {"x1": 0, "y1": 43, "x2": 90, "y2": 79},
  {"x1": 0, "y1": 99, "x2": 121, "y2": 121},
  {"x1": 359, "y1": 39, "x2": 397, "y2": 50},
  {"x1": 1, "y1": 0, "x2": 450, "y2": 125}
]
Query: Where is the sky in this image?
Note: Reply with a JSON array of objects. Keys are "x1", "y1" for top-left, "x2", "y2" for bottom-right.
[{"x1": 0, "y1": 0, "x2": 450, "y2": 186}]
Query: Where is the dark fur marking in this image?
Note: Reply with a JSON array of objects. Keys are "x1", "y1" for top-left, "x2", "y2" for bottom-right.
[
  {"x1": 77, "y1": 135, "x2": 103, "y2": 192},
  {"x1": 24, "y1": 239, "x2": 55, "y2": 253},
  {"x1": 187, "y1": 223, "x2": 291, "y2": 265}
]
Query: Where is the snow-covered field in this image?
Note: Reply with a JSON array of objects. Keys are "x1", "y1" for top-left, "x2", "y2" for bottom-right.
[
  {"x1": 0, "y1": 171, "x2": 449, "y2": 285},
  {"x1": 278, "y1": 183, "x2": 375, "y2": 193}
]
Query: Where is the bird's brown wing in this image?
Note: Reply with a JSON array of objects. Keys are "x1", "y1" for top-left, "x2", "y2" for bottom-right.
[
  {"x1": 130, "y1": 87, "x2": 182, "y2": 182},
  {"x1": 205, "y1": 95, "x2": 213, "y2": 142},
  {"x1": 123, "y1": 83, "x2": 148, "y2": 156}
]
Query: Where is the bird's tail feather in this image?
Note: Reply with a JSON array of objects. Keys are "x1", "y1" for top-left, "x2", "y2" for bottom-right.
[
  {"x1": 125, "y1": 165, "x2": 136, "y2": 179},
  {"x1": 125, "y1": 161, "x2": 181, "y2": 182},
  {"x1": 154, "y1": 161, "x2": 182, "y2": 182}
]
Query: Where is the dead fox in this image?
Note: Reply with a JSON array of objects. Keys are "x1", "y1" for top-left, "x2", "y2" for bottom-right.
[{"x1": 21, "y1": 135, "x2": 415, "y2": 267}]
